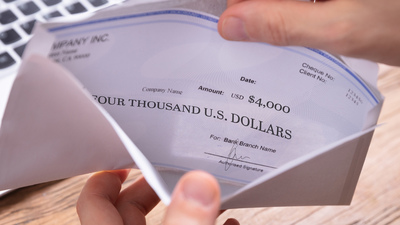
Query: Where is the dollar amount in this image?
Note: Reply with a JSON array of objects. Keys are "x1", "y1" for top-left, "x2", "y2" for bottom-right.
[{"x1": 248, "y1": 95, "x2": 291, "y2": 114}]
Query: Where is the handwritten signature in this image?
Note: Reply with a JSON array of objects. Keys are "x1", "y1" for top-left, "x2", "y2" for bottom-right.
[{"x1": 224, "y1": 139, "x2": 250, "y2": 171}]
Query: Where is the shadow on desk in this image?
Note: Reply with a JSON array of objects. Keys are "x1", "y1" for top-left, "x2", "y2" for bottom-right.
[
  {"x1": 0, "y1": 180, "x2": 63, "y2": 207},
  {"x1": 0, "y1": 179, "x2": 76, "y2": 224}
]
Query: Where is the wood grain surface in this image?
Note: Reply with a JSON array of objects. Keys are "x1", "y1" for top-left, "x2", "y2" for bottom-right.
[{"x1": 1, "y1": 66, "x2": 400, "y2": 225}]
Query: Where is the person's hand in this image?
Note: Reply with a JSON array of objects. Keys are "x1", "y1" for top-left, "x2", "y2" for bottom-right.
[
  {"x1": 76, "y1": 169, "x2": 239, "y2": 225},
  {"x1": 218, "y1": 0, "x2": 400, "y2": 66}
]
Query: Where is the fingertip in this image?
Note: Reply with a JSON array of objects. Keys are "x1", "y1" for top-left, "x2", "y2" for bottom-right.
[
  {"x1": 111, "y1": 169, "x2": 131, "y2": 183},
  {"x1": 219, "y1": 0, "x2": 330, "y2": 46},
  {"x1": 218, "y1": 16, "x2": 250, "y2": 41},
  {"x1": 163, "y1": 170, "x2": 221, "y2": 225},
  {"x1": 179, "y1": 170, "x2": 220, "y2": 207},
  {"x1": 89, "y1": 169, "x2": 130, "y2": 183},
  {"x1": 219, "y1": 1, "x2": 289, "y2": 44}
]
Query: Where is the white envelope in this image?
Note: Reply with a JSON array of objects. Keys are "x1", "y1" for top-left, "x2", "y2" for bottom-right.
[{"x1": 0, "y1": 0, "x2": 383, "y2": 208}]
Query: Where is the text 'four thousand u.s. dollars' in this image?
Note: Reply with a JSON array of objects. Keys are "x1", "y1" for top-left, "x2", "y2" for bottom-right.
[{"x1": 92, "y1": 95, "x2": 293, "y2": 140}]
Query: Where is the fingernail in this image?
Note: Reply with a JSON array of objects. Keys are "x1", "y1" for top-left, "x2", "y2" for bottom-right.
[
  {"x1": 181, "y1": 174, "x2": 216, "y2": 208},
  {"x1": 221, "y1": 17, "x2": 249, "y2": 41}
]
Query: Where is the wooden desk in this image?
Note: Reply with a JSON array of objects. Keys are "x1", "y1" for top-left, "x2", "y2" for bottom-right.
[{"x1": 1, "y1": 66, "x2": 400, "y2": 225}]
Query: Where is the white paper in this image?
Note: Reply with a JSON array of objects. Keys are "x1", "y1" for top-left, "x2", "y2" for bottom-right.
[
  {"x1": 0, "y1": 55, "x2": 134, "y2": 189},
  {"x1": 0, "y1": 1, "x2": 383, "y2": 208}
]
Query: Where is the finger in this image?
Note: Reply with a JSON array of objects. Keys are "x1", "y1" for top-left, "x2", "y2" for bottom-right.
[
  {"x1": 115, "y1": 175, "x2": 160, "y2": 225},
  {"x1": 163, "y1": 171, "x2": 220, "y2": 225},
  {"x1": 218, "y1": 0, "x2": 354, "y2": 52},
  {"x1": 77, "y1": 169, "x2": 130, "y2": 225},
  {"x1": 220, "y1": 0, "x2": 400, "y2": 65}
]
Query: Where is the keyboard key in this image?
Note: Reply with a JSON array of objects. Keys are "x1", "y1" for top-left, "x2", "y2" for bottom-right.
[
  {"x1": 21, "y1": 20, "x2": 36, "y2": 34},
  {"x1": 14, "y1": 44, "x2": 27, "y2": 57},
  {"x1": 0, "y1": 29, "x2": 21, "y2": 45},
  {"x1": 88, "y1": 0, "x2": 108, "y2": 7},
  {"x1": 18, "y1": 1, "x2": 40, "y2": 15},
  {"x1": 0, "y1": 52, "x2": 16, "y2": 69},
  {"x1": 42, "y1": 0, "x2": 62, "y2": 6},
  {"x1": 66, "y1": 2, "x2": 87, "y2": 14},
  {"x1": 0, "y1": 10, "x2": 18, "y2": 25},
  {"x1": 44, "y1": 11, "x2": 63, "y2": 20}
]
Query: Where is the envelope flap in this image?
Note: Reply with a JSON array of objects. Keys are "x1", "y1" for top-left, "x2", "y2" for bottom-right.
[
  {"x1": 0, "y1": 55, "x2": 133, "y2": 190},
  {"x1": 221, "y1": 129, "x2": 375, "y2": 208}
]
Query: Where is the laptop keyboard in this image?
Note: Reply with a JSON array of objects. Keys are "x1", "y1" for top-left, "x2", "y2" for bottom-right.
[{"x1": 0, "y1": 0, "x2": 123, "y2": 74}]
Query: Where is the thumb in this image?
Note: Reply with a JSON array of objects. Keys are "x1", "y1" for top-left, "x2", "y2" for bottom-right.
[
  {"x1": 218, "y1": 0, "x2": 347, "y2": 50},
  {"x1": 163, "y1": 171, "x2": 220, "y2": 225}
]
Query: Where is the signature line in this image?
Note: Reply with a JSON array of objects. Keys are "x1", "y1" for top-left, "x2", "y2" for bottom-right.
[{"x1": 204, "y1": 152, "x2": 277, "y2": 169}]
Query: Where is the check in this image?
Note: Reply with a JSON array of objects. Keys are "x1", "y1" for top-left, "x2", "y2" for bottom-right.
[{"x1": 42, "y1": 8, "x2": 381, "y2": 185}]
